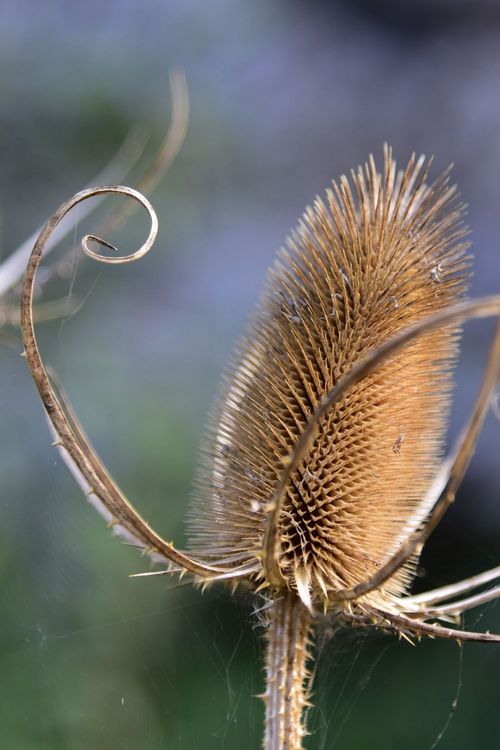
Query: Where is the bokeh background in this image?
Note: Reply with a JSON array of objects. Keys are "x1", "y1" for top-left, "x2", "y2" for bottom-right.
[{"x1": 1, "y1": 1, "x2": 499, "y2": 748}]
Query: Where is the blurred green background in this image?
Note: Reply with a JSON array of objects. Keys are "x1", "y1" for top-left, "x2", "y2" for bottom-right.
[{"x1": 0, "y1": 1, "x2": 499, "y2": 748}]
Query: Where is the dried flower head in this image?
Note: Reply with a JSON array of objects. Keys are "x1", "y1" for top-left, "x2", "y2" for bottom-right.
[
  {"x1": 18, "y1": 147, "x2": 500, "y2": 749},
  {"x1": 190, "y1": 147, "x2": 469, "y2": 609}
]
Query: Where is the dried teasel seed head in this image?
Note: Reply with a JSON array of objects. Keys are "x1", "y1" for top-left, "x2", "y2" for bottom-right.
[{"x1": 189, "y1": 146, "x2": 470, "y2": 608}]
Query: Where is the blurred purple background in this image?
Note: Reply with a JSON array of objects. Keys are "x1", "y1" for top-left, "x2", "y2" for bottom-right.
[{"x1": 0, "y1": 2, "x2": 499, "y2": 748}]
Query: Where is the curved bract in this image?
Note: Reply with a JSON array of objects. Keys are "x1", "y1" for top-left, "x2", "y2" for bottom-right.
[{"x1": 20, "y1": 185, "x2": 251, "y2": 580}]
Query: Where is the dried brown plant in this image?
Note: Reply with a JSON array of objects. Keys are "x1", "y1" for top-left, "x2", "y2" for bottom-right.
[{"x1": 19, "y1": 148, "x2": 500, "y2": 749}]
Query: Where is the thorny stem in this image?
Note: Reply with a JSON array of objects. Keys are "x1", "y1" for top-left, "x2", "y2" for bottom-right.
[{"x1": 263, "y1": 594, "x2": 314, "y2": 750}]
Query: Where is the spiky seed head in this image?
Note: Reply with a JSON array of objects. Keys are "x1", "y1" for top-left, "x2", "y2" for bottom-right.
[{"x1": 189, "y1": 147, "x2": 470, "y2": 608}]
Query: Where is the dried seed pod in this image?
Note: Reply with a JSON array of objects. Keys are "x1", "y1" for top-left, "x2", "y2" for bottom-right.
[{"x1": 189, "y1": 147, "x2": 470, "y2": 609}]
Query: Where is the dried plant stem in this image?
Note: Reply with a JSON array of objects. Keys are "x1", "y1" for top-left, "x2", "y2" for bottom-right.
[{"x1": 263, "y1": 595, "x2": 314, "y2": 750}]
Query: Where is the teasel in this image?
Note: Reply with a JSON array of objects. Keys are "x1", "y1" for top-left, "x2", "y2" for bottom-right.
[{"x1": 20, "y1": 147, "x2": 500, "y2": 750}]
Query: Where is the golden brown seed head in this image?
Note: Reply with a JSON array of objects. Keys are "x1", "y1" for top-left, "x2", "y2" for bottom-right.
[{"x1": 189, "y1": 147, "x2": 470, "y2": 606}]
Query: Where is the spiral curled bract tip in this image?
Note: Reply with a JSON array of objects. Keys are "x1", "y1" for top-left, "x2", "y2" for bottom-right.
[
  {"x1": 79, "y1": 186, "x2": 159, "y2": 264},
  {"x1": 20, "y1": 183, "x2": 232, "y2": 581}
]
